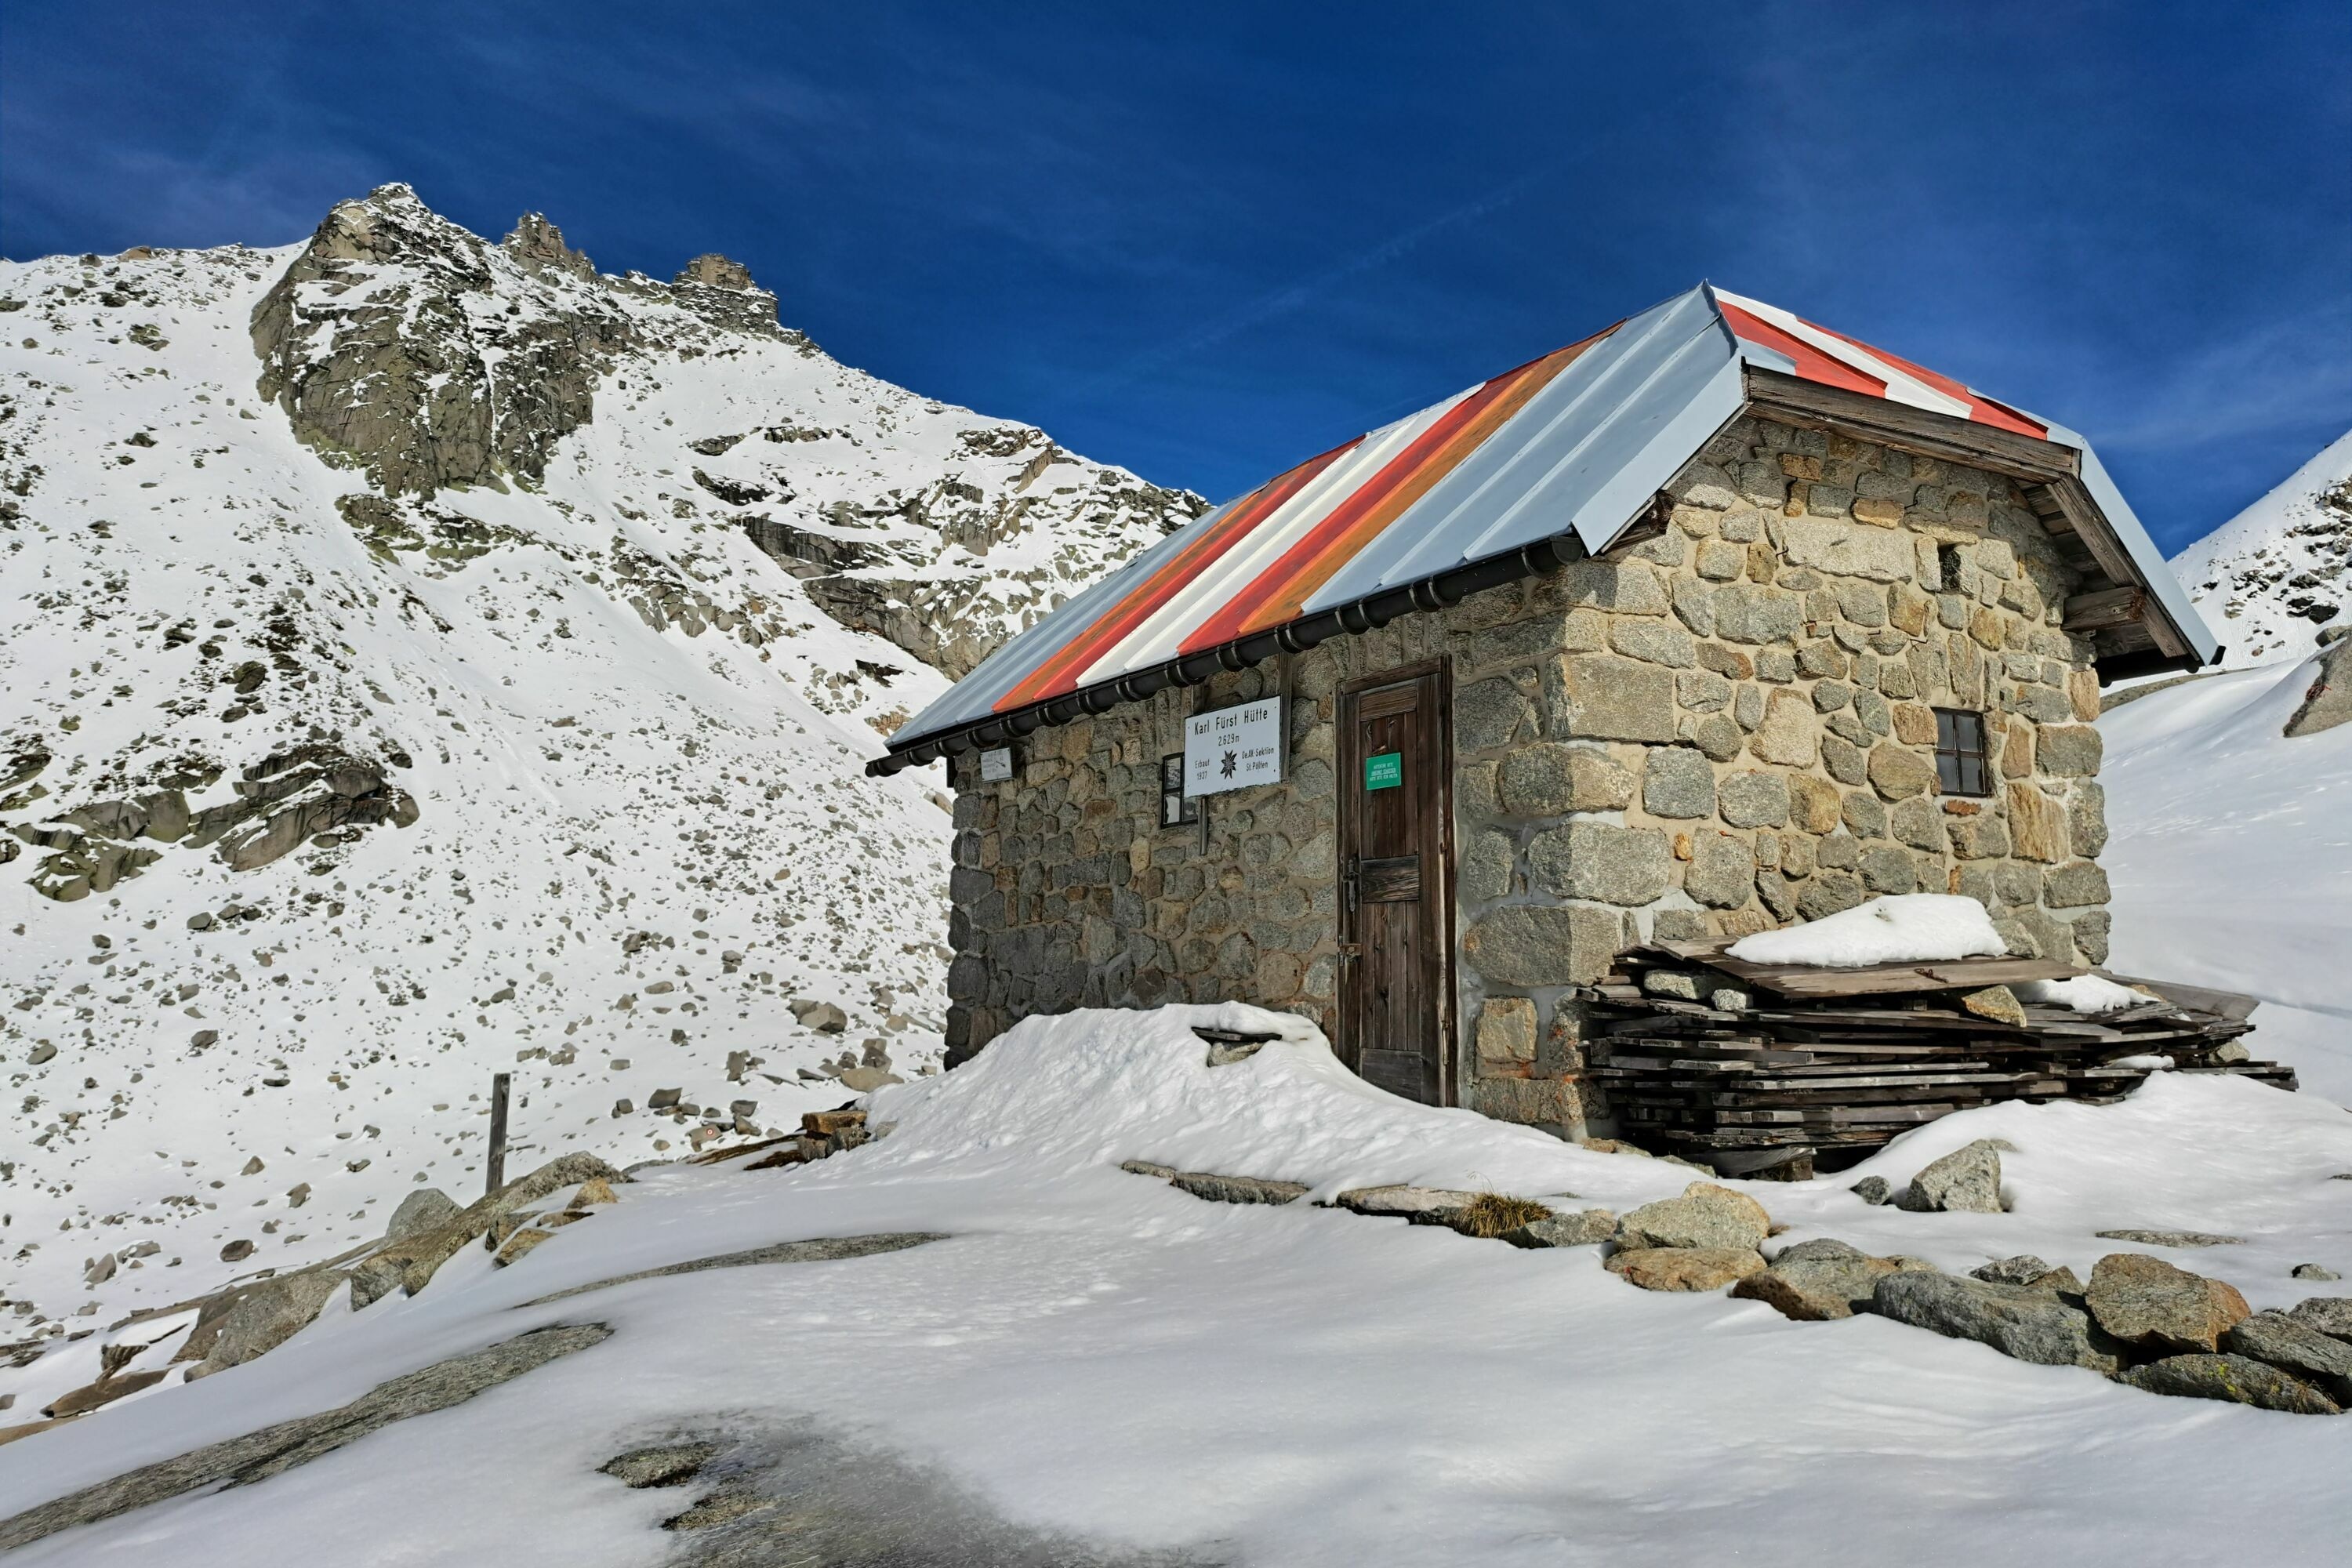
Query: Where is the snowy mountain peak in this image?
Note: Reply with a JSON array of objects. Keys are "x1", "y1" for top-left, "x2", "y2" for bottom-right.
[
  {"x1": 0, "y1": 186, "x2": 1200, "y2": 1342},
  {"x1": 2169, "y1": 429, "x2": 2352, "y2": 670}
]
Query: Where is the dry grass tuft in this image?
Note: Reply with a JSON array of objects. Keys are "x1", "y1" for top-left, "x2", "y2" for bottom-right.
[{"x1": 1455, "y1": 1192, "x2": 1555, "y2": 1238}]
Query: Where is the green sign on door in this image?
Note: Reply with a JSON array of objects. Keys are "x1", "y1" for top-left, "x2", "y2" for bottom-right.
[{"x1": 1364, "y1": 752, "x2": 1403, "y2": 791}]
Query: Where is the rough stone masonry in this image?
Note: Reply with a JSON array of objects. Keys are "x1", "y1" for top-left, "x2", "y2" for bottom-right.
[{"x1": 943, "y1": 413, "x2": 2114, "y2": 1140}]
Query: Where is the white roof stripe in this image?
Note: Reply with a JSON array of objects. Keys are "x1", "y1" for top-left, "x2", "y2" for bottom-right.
[
  {"x1": 1713, "y1": 289, "x2": 1973, "y2": 419},
  {"x1": 1074, "y1": 392, "x2": 1472, "y2": 685}
]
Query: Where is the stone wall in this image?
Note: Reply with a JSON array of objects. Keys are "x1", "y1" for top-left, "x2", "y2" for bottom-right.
[{"x1": 946, "y1": 413, "x2": 2114, "y2": 1144}]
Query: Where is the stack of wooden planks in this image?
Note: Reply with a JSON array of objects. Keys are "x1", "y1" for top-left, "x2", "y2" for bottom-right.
[{"x1": 1579, "y1": 939, "x2": 2292, "y2": 1178}]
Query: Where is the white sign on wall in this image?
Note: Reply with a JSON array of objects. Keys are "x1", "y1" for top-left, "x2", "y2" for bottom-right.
[
  {"x1": 1184, "y1": 698, "x2": 1283, "y2": 798},
  {"x1": 978, "y1": 746, "x2": 1013, "y2": 782}
]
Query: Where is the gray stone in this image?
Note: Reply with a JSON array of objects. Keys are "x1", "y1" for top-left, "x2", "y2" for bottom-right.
[
  {"x1": 3, "y1": 1324, "x2": 614, "y2": 1552},
  {"x1": 2293, "y1": 1264, "x2": 2342, "y2": 1282},
  {"x1": 1850, "y1": 1176, "x2": 1892, "y2": 1205},
  {"x1": 2221, "y1": 1311, "x2": 2352, "y2": 1403},
  {"x1": 1734, "y1": 1243, "x2": 1933, "y2": 1319},
  {"x1": 2034, "y1": 724, "x2": 2103, "y2": 776},
  {"x1": 40, "y1": 1369, "x2": 171, "y2": 1420},
  {"x1": 2285, "y1": 1295, "x2": 2352, "y2": 1345},
  {"x1": 1335, "y1": 1185, "x2": 1478, "y2": 1223},
  {"x1": 1610, "y1": 618, "x2": 1696, "y2": 667},
  {"x1": 521, "y1": 1233, "x2": 946, "y2": 1308},
  {"x1": 1529, "y1": 822, "x2": 1671, "y2": 906},
  {"x1": 1711, "y1": 583, "x2": 1805, "y2": 644},
  {"x1": 2118, "y1": 1353, "x2": 2339, "y2": 1415},
  {"x1": 1970, "y1": 1255, "x2": 2055, "y2": 1287},
  {"x1": 1871, "y1": 1272, "x2": 2121, "y2": 1372},
  {"x1": 1501, "y1": 1209, "x2": 1618, "y2": 1248},
  {"x1": 2092, "y1": 1229, "x2": 2245, "y2": 1248},
  {"x1": 387, "y1": 1188, "x2": 459, "y2": 1242},
  {"x1": 1549, "y1": 655, "x2": 1678, "y2": 742},
  {"x1": 1456, "y1": 829, "x2": 1516, "y2": 903},
  {"x1": 1497, "y1": 744, "x2": 1634, "y2": 815},
  {"x1": 2085, "y1": 1252, "x2": 2251, "y2": 1353},
  {"x1": 1615, "y1": 1181, "x2": 1772, "y2": 1253},
  {"x1": 1895, "y1": 1140, "x2": 2004, "y2": 1213},
  {"x1": 1464, "y1": 903, "x2": 1623, "y2": 987},
  {"x1": 601, "y1": 1442, "x2": 719, "y2": 1489},
  {"x1": 2282, "y1": 639, "x2": 2350, "y2": 738},
  {"x1": 188, "y1": 1269, "x2": 349, "y2": 1378},
  {"x1": 1457, "y1": 676, "x2": 1538, "y2": 751},
  {"x1": 1716, "y1": 771, "x2": 1789, "y2": 828},
  {"x1": 1167, "y1": 1170, "x2": 1308, "y2": 1206},
  {"x1": 1685, "y1": 833, "x2": 1755, "y2": 909},
  {"x1": 1642, "y1": 746, "x2": 1715, "y2": 819}
]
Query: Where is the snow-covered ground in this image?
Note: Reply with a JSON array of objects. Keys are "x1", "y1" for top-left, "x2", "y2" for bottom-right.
[
  {"x1": 4, "y1": 1005, "x2": 2347, "y2": 1565},
  {"x1": 0, "y1": 191, "x2": 1194, "y2": 1342},
  {"x1": 2101, "y1": 648, "x2": 2352, "y2": 1105}
]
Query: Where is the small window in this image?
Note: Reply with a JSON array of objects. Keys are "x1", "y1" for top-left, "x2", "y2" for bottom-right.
[
  {"x1": 1933, "y1": 709, "x2": 1990, "y2": 797},
  {"x1": 1159, "y1": 753, "x2": 1198, "y2": 828}
]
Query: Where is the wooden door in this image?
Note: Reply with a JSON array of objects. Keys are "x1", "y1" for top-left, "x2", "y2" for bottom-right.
[{"x1": 1337, "y1": 663, "x2": 1453, "y2": 1105}]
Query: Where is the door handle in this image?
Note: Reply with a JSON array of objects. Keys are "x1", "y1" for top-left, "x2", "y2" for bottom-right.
[{"x1": 1344, "y1": 855, "x2": 1360, "y2": 913}]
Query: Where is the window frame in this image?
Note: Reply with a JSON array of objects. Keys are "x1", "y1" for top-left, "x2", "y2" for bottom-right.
[
  {"x1": 1158, "y1": 752, "x2": 1199, "y2": 829},
  {"x1": 1932, "y1": 707, "x2": 1991, "y2": 797}
]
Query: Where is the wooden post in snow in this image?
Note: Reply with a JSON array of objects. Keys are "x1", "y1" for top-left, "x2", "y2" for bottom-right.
[{"x1": 485, "y1": 1072, "x2": 511, "y2": 1197}]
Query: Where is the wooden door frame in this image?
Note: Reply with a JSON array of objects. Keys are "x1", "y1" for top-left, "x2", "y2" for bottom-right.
[{"x1": 1334, "y1": 657, "x2": 1457, "y2": 1107}]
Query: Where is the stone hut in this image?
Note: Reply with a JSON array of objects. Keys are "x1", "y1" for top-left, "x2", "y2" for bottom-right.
[{"x1": 869, "y1": 285, "x2": 2218, "y2": 1138}]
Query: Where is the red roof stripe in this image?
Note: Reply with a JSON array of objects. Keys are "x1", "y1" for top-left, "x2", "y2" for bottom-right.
[
  {"x1": 1178, "y1": 376, "x2": 1516, "y2": 655},
  {"x1": 1718, "y1": 301, "x2": 1887, "y2": 401},
  {"x1": 1809, "y1": 322, "x2": 2047, "y2": 440},
  {"x1": 990, "y1": 439, "x2": 1358, "y2": 713}
]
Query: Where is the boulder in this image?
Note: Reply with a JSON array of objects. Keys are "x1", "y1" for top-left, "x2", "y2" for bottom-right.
[
  {"x1": 1606, "y1": 1246, "x2": 1765, "y2": 1292},
  {"x1": 1501, "y1": 1210, "x2": 1619, "y2": 1249},
  {"x1": 1167, "y1": 1171, "x2": 1308, "y2": 1207},
  {"x1": 1735, "y1": 1240, "x2": 1934, "y2": 1320},
  {"x1": 1970, "y1": 1254, "x2": 2053, "y2": 1287},
  {"x1": 2118, "y1": 1353, "x2": 2339, "y2": 1415},
  {"x1": 2292, "y1": 1264, "x2": 2340, "y2": 1282},
  {"x1": 1849, "y1": 1176, "x2": 1892, "y2": 1206},
  {"x1": 387, "y1": 1188, "x2": 459, "y2": 1241},
  {"x1": 1335, "y1": 1185, "x2": 1478, "y2": 1224},
  {"x1": 1894, "y1": 1139, "x2": 2005, "y2": 1213},
  {"x1": 1872, "y1": 1272, "x2": 2120, "y2": 1371},
  {"x1": 2220, "y1": 1312, "x2": 2352, "y2": 1403},
  {"x1": 2288, "y1": 1296, "x2": 2352, "y2": 1345},
  {"x1": 1615, "y1": 1181, "x2": 1773, "y2": 1253},
  {"x1": 41, "y1": 1368, "x2": 170, "y2": 1419},
  {"x1": 187, "y1": 1269, "x2": 348, "y2": 1378},
  {"x1": 2084, "y1": 1253, "x2": 2250, "y2": 1353}
]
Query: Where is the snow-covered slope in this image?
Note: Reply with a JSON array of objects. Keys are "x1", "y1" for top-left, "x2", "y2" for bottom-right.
[
  {"x1": 2170, "y1": 430, "x2": 2352, "y2": 670},
  {"x1": 5, "y1": 1007, "x2": 2347, "y2": 1565},
  {"x1": 0, "y1": 186, "x2": 1201, "y2": 1348},
  {"x1": 2100, "y1": 649, "x2": 2352, "y2": 1105}
]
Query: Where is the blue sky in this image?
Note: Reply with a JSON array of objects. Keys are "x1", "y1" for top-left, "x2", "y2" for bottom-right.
[{"x1": 5, "y1": 2, "x2": 2347, "y2": 550}]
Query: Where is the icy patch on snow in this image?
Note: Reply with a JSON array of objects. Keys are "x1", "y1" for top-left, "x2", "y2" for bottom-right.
[
  {"x1": 2018, "y1": 975, "x2": 2149, "y2": 1014},
  {"x1": 1724, "y1": 894, "x2": 2007, "y2": 968}
]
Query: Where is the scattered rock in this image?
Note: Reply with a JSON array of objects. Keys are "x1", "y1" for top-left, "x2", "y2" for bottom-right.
[
  {"x1": 41, "y1": 1368, "x2": 169, "y2": 1419},
  {"x1": 1970, "y1": 1255, "x2": 2053, "y2": 1287},
  {"x1": 239, "y1": 1156, "x2": 264, "y2": 1176},
  {"x1": 2118, "y1": 1353, "x2": 2339, "y2": 1415},
  {"x1": 1958, "y1": 984, "x2": 2027, "y2": 1027},
  {"x1": 1501, "y1": 1210, "x2": 1619, "y2": 1249},
  {"x1": 2287, "y1": 1297, "x2": 2352, "y2": 1345},
  {"x1": 217, "y1": 1240, "x2": 254, "y2": 1264},
  {"x1": 601, "y1": 1442, "x2": 718, "y2": 1489},
  {"x1": 285, "y1": 1182, "x2": 310, "y2": 1208},
  {"x1": 1735, "y1": 1240, "x2": 1934, "y2": 1320},
  {"x1": 494, "y1": 1228, "x2": 557, "y2": 1267},
  {"x1": 387, "y1": 1188, "x2": 459, "y2": 1242},
  {"x1": 1871, "y1": 1272, "x2": 2120, "y2": 1371},
  {"x1": 187, "y1": 1269, "x2": 348, "y2": 1378},
  {"x1": 2292, "y1": 1264, "x2": 2341, "y2": 1282},
  {"x1": 1849, "y1": 1176, "x2": 1892, "y2": 1206},
  {"x1": 1334, "y1": 1185, "x2": 1477, "y2": 1224},
  {"x1": 2084, "y1": 1253, "x2": 2250, "y2": 1353},
  {"x1": 648, "y1": 1087, "x2": 682, "y2": 1109},
  {"x1": 790, "y1": 1000, "x2": 848, "y2": 1033},
  {"x1": 1167, "y1": 1171, "x2": 1308, "y2": 1207},
  {"x1": 1606, "y1": 1246, "x2": 1765, "y2": 1292},
  {"x1": 352, "y1": 1154, "x2": 627, "y2": 1308},
  {"x1": 2220, "y1": 1312, "x2": 2352, "y2": 1403},
  {"x1": 1614, "y1": 1181, "x2": 1772, "y2": 1253},
  {"x1": 574, "y1": 1177, "x2": 617, "y2": 1206},
  {"x1": 664, "y1": 1490, "x2": 778, "y2": 1531},
  {"x1": 2093, "y1": 1229, "x2": 2245, "y2": 1248},
  {"x1": 1894, "y1": 1139, "x2": 2005, "y2": 1213}
]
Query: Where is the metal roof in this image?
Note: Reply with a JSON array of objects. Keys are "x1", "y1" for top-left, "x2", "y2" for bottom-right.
[{"x1": 873, "y1": 283, "x2": 2214, "y2": 775}]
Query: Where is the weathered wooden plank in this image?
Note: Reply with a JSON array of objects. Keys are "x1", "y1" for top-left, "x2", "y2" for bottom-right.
[
  {"x1": 2061, "y1": 586, "x2": 2146, "y2": 632},
  {"x1": 1697, "y1": 953, "x2": 2079, "y2": 997}
]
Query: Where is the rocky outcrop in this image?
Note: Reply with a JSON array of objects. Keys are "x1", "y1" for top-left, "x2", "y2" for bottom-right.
[
  {"x1": 2118, "y1": 1352, "x2": 2341, "y2": 1414},
  {"x1": 350, "y1": 1153, "x2": 626, "y2": 1309},
  {"x1": 1872, "y1": 1272, "x2": 2122, "y2": 1372}
]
